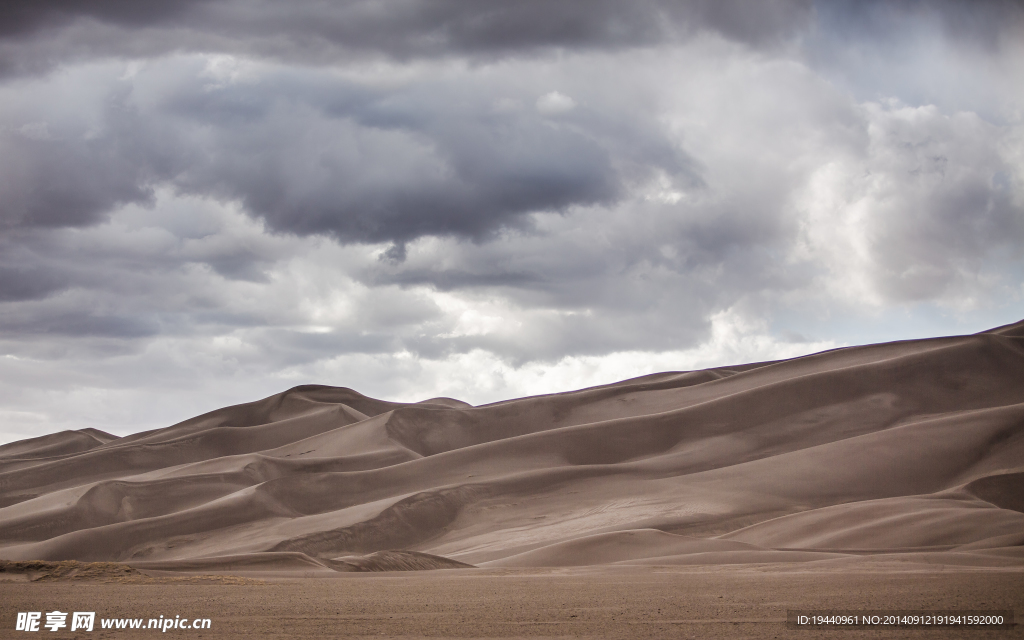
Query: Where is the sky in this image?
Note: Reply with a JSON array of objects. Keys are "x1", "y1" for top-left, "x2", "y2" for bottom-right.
[{"x1": 1, "y1": 0, "x2": 1023, "y2": 444}]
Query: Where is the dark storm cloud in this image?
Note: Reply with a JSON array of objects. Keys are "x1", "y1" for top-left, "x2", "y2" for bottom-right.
[
  {"x1": 0, "y1": 265, "x2": 66, "y2": 302},
  {"x1": 0, "y1": 110, "x2": 158, "y2": 230},
  {"x1": 193, "y1": 0, "x2": 815, "y2": 56},
  {"x1": 1, "y1": 60, "x2": 697, "y2": 247},
  {"x1": 182, "y1": 90, "x2": 623, "y2": 244},
  {"x1": 0, "y1": 0, "x2": 815, "y2": 78},
  {"x1": 0, "y1": 0, "x2": 815, "y2": 48},
  {"x1": 0, "y1": 304, "x2": 159, "y2": 339},
  {"x1": 9, "y1": 0, "x2": 1020, "y2": 70},
  {"x1": 0, "y1": 0, "x2": 214, "y2": 38}
]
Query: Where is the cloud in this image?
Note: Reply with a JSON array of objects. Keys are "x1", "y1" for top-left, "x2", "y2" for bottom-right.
[
  {"x1": 536, "y1": 91, "x2": 576, "y2": 115},
  {"x1": 0, "y1": 55, "x2": 698, "y2": 246},
  {"x1": 1, "y1": 40, "x2": 1020, "y2": 351},
  {"x1": 0, "y1": 69, "x2": 166, "y2": 229},
  {"x1": 0, "y1": 265, "x2": 67, "y2": 302},
  {"x1": 814, "y1": 0, "x2": 1024, "y2": 52},
  {"x1": 792, "y1": 101, "x2": 1024, "y2": 305},
  {"x1": 0, "y1": 0, "x2": 814, "y2": 76},
  {"x1": 806, "y1": 0, "x2": 1024, "y2": 117},
  {"x1": 0, "y1": 1, "x2": 1023, "y2": 445},
  {"x1": 0, "y1": 0, "x2": 214, "y2": 36},
  {"x1": 6, "y1": 0, "x2": 1021, "y2": 83}
]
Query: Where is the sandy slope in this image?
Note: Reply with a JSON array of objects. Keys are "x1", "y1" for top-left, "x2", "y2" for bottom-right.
[{"x1": 0, "y1": 321, "x2": 1022, "y2": 573}]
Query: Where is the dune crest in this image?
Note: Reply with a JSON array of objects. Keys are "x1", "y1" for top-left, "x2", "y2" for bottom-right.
[{"x1": 1, "y1": 321, "x2": 1023, "y2": 571}]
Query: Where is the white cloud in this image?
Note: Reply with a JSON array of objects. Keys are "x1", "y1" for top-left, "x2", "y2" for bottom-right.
[{"x1": 536, "y1": 90, "x2": 576, "y2": 114}]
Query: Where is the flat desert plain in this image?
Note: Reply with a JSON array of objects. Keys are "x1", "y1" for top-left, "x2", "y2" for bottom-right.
[
  {"x1": 1, "y1": 321, "x2": 1023, "y2": 637},
  {"x1": 1, "y1": 565, "x2": 1022, "y2": 639}
]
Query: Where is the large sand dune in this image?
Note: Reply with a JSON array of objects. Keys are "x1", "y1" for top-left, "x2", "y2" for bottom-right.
[{"x1": 1, "y1": 321, "x2": 1022, "y2": 572}]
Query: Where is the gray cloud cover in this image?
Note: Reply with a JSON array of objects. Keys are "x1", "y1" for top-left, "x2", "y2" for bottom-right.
[
  {"x1": 0, "y1": 0, "x2": 813, "y2": 72},
  {"x1": 1, "y1": 55, "x2": 693, "y2": 246},
  {"x1": 0, "y1": 0, "x2": 1022, "y2": 443}
]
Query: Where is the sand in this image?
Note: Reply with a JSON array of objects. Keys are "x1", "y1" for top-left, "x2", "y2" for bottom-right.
[
  {"x1": 1, "y1": 565, "x2": 1021, "y2": 639},
  {"x1": 0, "y1": 320, "x2": 1022, "y2": 636}
]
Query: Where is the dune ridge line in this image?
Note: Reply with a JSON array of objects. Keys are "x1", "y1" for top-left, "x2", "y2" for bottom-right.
[{"x1": 1, "y1": 320, "x2": 1023, "y2": 573}]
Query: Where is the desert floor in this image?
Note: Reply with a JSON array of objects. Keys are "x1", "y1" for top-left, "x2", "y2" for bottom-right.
[{"x1": 2, "y1": 565, "x2": 1021, "y2": 640}]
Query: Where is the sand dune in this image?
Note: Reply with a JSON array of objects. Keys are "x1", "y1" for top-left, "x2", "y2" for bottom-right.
[
  {"x1": 482, "y1": 529, "x2": 761, "y2": 567},
  {"x1": 328, "y1": 550, "x2": 475, "y2": 572},
  {"x1": 0, "y1": 321, "x2": 1022, "y2": 572}
]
